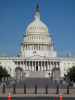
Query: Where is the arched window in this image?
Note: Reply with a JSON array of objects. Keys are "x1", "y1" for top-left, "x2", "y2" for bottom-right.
[
  {"x1": 15, "y1": 67, "x2": 23, "y2": 81},
  {"x1": 52, "y1": 67, "x2": 60, "y2": 80}
]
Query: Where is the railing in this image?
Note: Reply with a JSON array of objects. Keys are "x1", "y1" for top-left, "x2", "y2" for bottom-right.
[{"x1": 0, "y1": 84, "x2": 74, "y2": 96}]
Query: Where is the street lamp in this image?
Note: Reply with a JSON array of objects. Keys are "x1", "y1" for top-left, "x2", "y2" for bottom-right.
[{"x1": 56, "y1": 79, "x2": 60, "y2": 94}]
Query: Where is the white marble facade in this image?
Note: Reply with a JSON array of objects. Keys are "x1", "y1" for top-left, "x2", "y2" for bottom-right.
[{"x1": 0, "y1": 4, "x2": 75, "y2": 79}]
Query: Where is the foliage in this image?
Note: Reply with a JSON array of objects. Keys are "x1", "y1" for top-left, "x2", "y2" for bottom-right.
[
  {"x1": 0, "y1": 66, "x2": 10, "y2": 81},
  {"x1": 65, "y1": 66, "x2": 75, "y2": 82}
]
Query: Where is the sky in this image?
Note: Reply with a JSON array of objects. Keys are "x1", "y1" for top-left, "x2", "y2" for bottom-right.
[{"x1": 0, "y1": 0, "x2": 75, "y2": 56}]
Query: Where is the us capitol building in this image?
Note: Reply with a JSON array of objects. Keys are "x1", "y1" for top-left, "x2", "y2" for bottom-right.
[{"x1": 0, "y1": 4, "x2": 75, "y2": 80}]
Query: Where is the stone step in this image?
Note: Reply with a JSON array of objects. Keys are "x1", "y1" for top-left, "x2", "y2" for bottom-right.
[{"x1": 29, "y1": 72, "x2": 47, "y2": 78}]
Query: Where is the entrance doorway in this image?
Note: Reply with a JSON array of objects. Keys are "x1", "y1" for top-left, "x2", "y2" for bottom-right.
[
  {"x1": 36, "y1": 61, "x2": 38, "y2": 71},
  {"x1": 15, "y1": 67, "x2": 23, "y2": 81},
  {"x1": 36, "y1": 66, "x2": 38, "y2": 71},
  {"x1": 52, "y1": 67, "x2": 60, "y2": 80}
]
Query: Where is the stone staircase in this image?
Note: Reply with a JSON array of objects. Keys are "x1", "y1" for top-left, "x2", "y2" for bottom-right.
[
  {"x1": 14, "y1": 78, "x2": 60, "y2": 88},
  {"x1": 28, "y1": 72, "x2": 47, "y2": 78}
]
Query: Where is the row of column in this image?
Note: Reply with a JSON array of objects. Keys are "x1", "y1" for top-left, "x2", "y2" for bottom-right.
[
  {"x1": 22, "y1": 44, "x2": 51, "y2": 51},
  {"x1": 15, "y1": 61, "x2": 60, "y2": 72}
]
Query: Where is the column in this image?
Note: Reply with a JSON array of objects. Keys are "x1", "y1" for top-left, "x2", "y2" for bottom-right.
[
  {"x1": 32, "y1": 61, "x2": 35, "y2": 71},
  {"x1": 29, "y1": 61, "x2": 30, "y2": 71},
  {"x1": 24, "y1": 61, "x2": 25, "y2": 71},
  {"x1": 44, "y1": 61, "x2": 47, "y2": 71},
  {"x1": 32, "y1": 61, "x2": 33, "y2": 71},
  {"x1": 50, "y1": 61, "x2": 53, "y2": 70},
  {"x1": 30, "y1": 61, "x2": 32, "y2": 71},
  {"x1": 33, "y1": 61, "x2": 35, "y2": 71},
  {"x1": 51, "y1": 61, "x2": 53, "y2": 78},
  {"x1": 49, "y1": 61, "x2": 52, "y2": 76},
  {"x1": 47, "y1": 61, "x2": 50, "y2": 71},
  {"x1": 31, "y1": 61, "x2": 33, "y2": 71},
  {"x1": 35, "y1": 61, "x2": 36, "y2": 72},
  {"x1": 33, "y1": 61, "x2": 35, "y2": 72},
  {"x1": 53, "y1": 62, "x2": 55, "y2": 68},
  {"x1": 25, "y1": 61, "x2": 27, "y2": 71},
  {"x1": 36, "y1": 61, "x2": 37, "y2": 71},
  {"x1": 38, "y1": 61, "x2": 40, "y2": 71},
  {"x1": 42, "y1": 61, "x2": 44, "y2": 71},
  {"x1": 54, "y1": 61, "x2": 56, "y2": 68},
  {"x1": 46, "y1": 61, "x2": 48, "y2": 71},
  {"x1": 41, "y1": 61, "x2": 43, "y2": 71},
  {"x1": 27, "y1": 61, "x2": 29, "y2": 71},
  {"x1": 39, "y1": 61, "x2": 41, "y2": 71},
  {"x1": 56, "y1": 62, "x2": 59, "y2": 68},
  {"x1": 43, "y1": 61, "x2": 45, "y2": 71}
]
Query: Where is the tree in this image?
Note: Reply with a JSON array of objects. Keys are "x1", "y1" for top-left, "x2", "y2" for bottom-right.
[
  {"x1": 65, "y1": 66, "x2": 75, "y2": 82},
  {"x1": 0, "y1": 66, "x2": 10, "y2": 81}
]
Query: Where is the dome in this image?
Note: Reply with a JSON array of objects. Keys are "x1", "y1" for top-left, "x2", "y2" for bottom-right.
[
  {"x1": 26, "y1": 18, "x2": 48, "y2": 34},
  {"x1": 26, "y1": 4, "x2": 48, "y2": 35}
]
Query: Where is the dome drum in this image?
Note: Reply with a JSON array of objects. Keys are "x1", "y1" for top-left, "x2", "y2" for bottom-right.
[{"x1": 23, "y1": 34, "x2": 52, "y2": 44}]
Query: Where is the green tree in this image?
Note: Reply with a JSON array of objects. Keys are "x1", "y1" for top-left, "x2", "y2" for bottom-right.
[
  {"x1": 0, "y1": 66, "x2": 10, "y2": 81},
  {"x1": 65, "y1": 66, "x2": 75, "y2": 82}
]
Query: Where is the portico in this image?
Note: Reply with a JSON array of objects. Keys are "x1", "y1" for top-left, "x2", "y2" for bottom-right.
[{"x1": 14, "y1": 56, "x2": 60, "y2": 78}]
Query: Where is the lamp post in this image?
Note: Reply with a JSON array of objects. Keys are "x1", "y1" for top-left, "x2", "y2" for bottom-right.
[
  {"x1": 66, "y1": 76, "x2": 70, "y2": 94},
  {"x1": 12, "y1": 79, "x2": 16, "y2": 94},
  {"x1": 56, "y1": 78, "x2": 60, "y2": 94},
  {"x1": 8, "y1": 76, "x2": 11, "y2": 93},
  {"x1": 2, "y1": 77, "x2": 7, "y2": 94},
  {"x1": 67, "y1": 83, "x2": 69, "y2": 94},
  {"x1": 67, "y1": 79, "x2": 70, "y2": 94},
  {"x1": 24, "y1": 84, "x2": 26, "y2": 94},
  {"x1": 45, "y1": 85, "x2": 48, "y2": 94},
  {"x1": 35, "y1": 84, "x2": 37, "y2": 94}
]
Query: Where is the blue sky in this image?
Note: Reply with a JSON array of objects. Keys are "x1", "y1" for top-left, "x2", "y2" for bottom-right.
[{"x1": 0, "y1": 0, "x2": 75, "y2": 56}]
